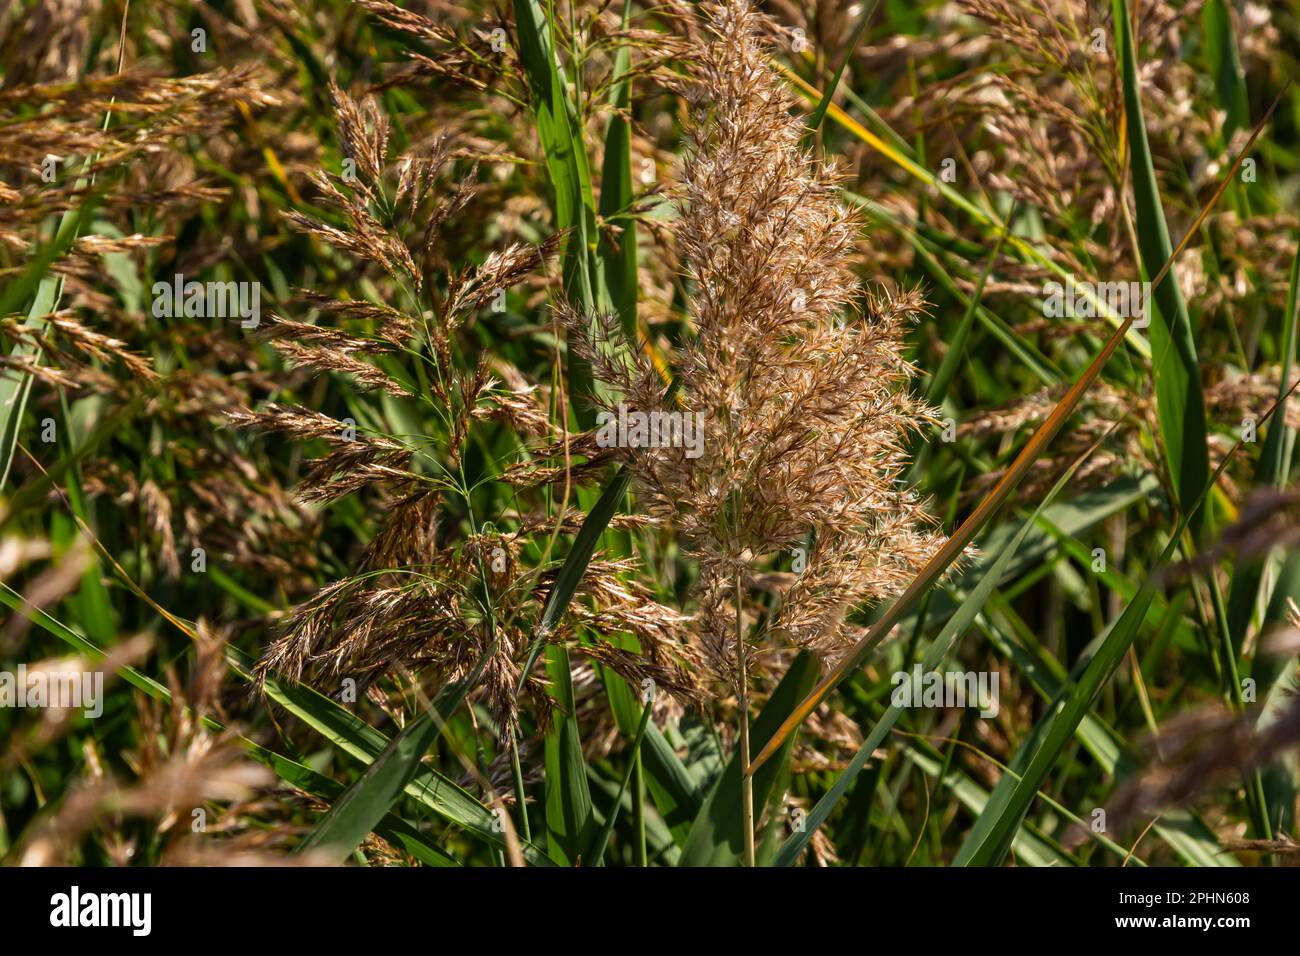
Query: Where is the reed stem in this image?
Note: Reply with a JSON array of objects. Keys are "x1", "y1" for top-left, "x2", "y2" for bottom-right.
[{"x1": 736, "y1": 567, "x2": 754, "y2": 867}]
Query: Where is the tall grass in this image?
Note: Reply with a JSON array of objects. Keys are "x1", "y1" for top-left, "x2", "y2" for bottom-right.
[{"x1": 1, "y1": 0, "x2": 1299, "y2": 869}]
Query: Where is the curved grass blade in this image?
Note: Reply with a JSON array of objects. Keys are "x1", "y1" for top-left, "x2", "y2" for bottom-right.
[
  {"x1": 960, "y1": 539, "x2": 1174, "y2": 865},
  {"x1": 250, "y1": 747, "x2": 460, "y2": 867},
  {"x1": 598, "y1": 656, "x2": 703, "y2": 844},
  {"x1": 515, "y1": 468, "x2": 631, "y2": 863},
  {"x1": 591, "y1": 39, "x2": 700, "y2": 827},
  {"x1": 259, "y1": 665, "x2": 553, "y2": 866},
  {"x1": 518, "y1": 466, "x2": 632, "y2": 690},
  {"x1": 977, "y1": 583, "x2": 1233, "y2": 866},
  {"x1": 904, "y1": 745, "x2": 1087, "y2": 866},
  {"x1": 296, "y1": 631, "x2": 498, "y2": 864},
  {"x1": 533, "y1": 472, "x2": 633, "y2": 864},
  {"x1": 585, "y1": 765, "x2": 681, "y2": 864},
  {"x1": 544, "y1": 639, "x2": 596, "y2": 864}
]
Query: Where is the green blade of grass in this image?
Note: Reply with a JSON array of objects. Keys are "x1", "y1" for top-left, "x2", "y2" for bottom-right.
[
  {"x1": 904, "y1": 746, "x2": 1082, "y2": 867},
  {"x1": 518, "y1": 466, "x2": 632, "y2": 688},
  {"x1": 514, "y1": 471, "x2": 633, "y2": 866},
  {"x1": 895, "y1": 475, "x2": 1164, "y2": 640},
  {"x1": 598, "y1": 665, "x2": 703, "y2": 846},
  {"x1": 584, "y1": 765, "x2": 681, "y2": 864},
  {"x1": 1224, "y1": 229, "x2": 1300, "y2": 647},
  {"x1": 1202, "y1": 0, "x2": 1250, "y2": 138},
  {"x1": 925, "y1": 207, "x2": 1017, "y2": 405},
  {"x1": 52, "y1": 460, "x2": 116, "y2": 647},
  {"x1": 677, "y1": 651, "x2": 819, "y2": 867},
  {"x1": 978, "y1": 591, "x2": 1235, "y2": 866},
  {"x1": 529, "y1": 470, "x2": 633, "y2": 865},
  {"x1": 591, "y1": 29, "x2": 699, "y2": 834},
  {"x1": 586, "y1": 702, "x2": 652, "y2": 866},
  {"x1": 1116, "y1": 0, "x2": 1274, "y2": 837},
  {"x1": 597, "y1": 0, "x2": 638, "y2": 342},
  {"x1": 512, "y1": 0, "x2": 615, "y2": 842},
  {"x1": 0, "y1": 198, "x2": 101, "y2": 489},
  {"x1": 512, "y1": 0, "x2": 597, "y2": 283},
  {"x1": 269, "y1": 757, "x2": 462, "y2": 867},
  {"x1": 804, "y1": 0, "x2": 881, "y2": 134},
  {"x1": 1114, "y1": 0, "x2": 1210, "y2": 541},
  {"x1": 296, "y1": 630, "x2": 498, "y2": 863},
  {"x1": 295, "y1": 711, "x2": 451, "y2": 861},
  {"x1": 513, "y1": 0, "x2": 603, "y2": 423},
  {"x1": 543, "y1": 640, "x2": 597, "y2": 864},
  {"x1": 959, "y1": 533, "x2": 1177, "y2": 866}
]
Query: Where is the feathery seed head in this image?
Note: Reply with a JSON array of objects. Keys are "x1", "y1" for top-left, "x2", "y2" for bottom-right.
[{"x1": 576, "y1": 0, "x2": 947, "y2": 682}]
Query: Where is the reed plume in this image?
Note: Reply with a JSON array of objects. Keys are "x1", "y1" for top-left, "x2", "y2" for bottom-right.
[
  {"x1": 578, "y1": 0, "x2": 945, "y2": 679},
  {"x1": 571, "y1": 0, "x2": 947, "y2": 864}
]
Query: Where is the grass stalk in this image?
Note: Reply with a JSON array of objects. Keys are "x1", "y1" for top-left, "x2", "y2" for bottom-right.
[
  {"x1": 508, "y1": 725, "x2": 532, "y2": 843},
  {"x1": 736, "y1": 567, "x2": 754, "y2": 868}
]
